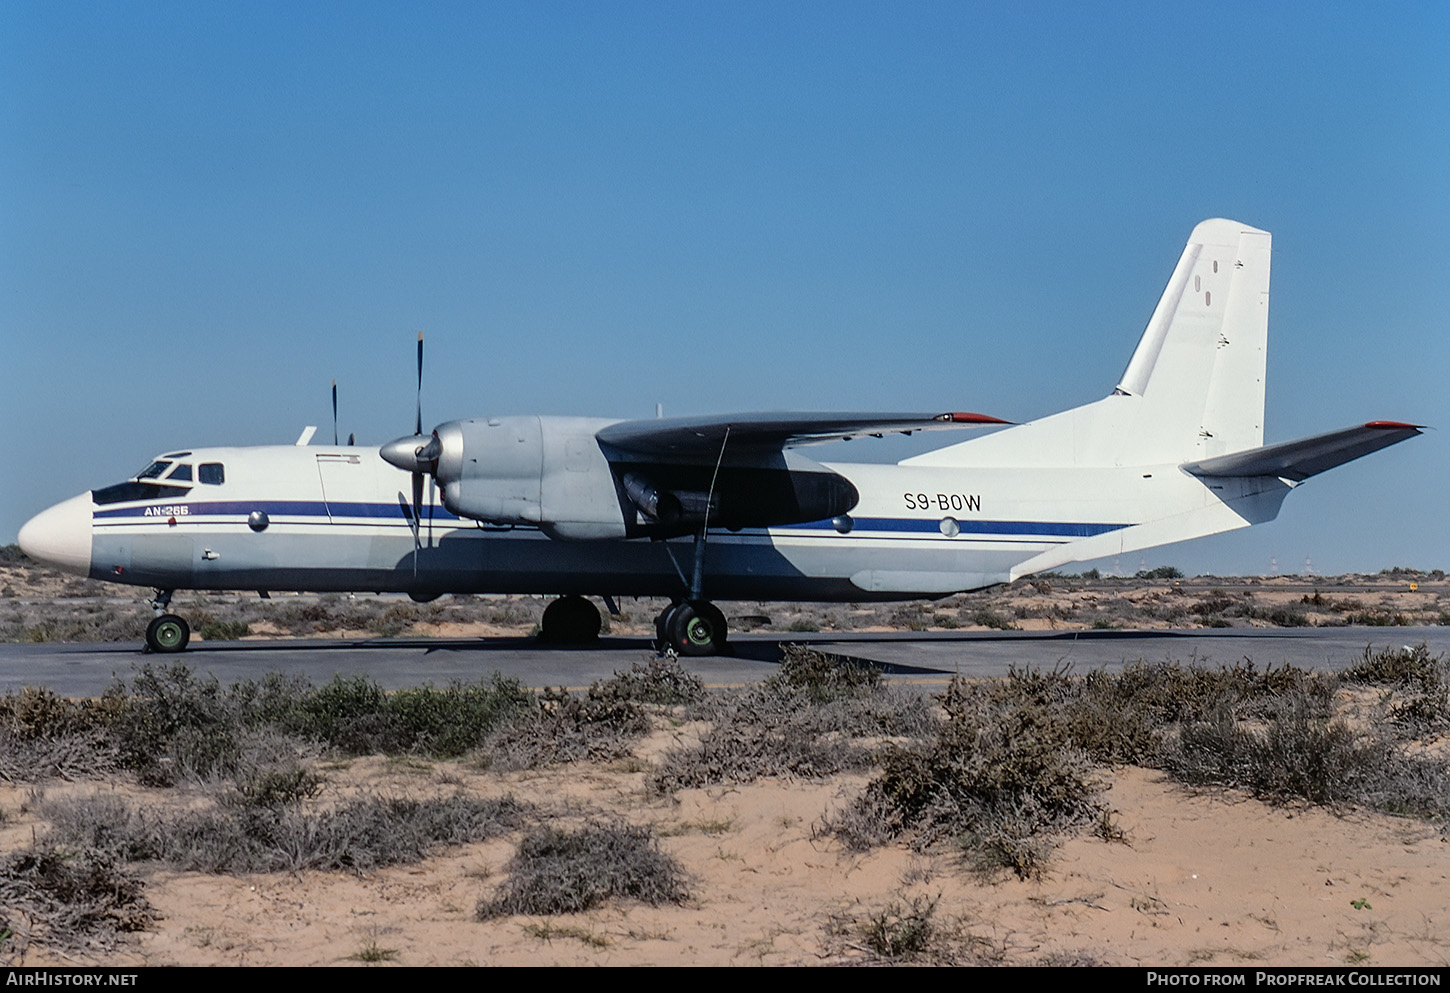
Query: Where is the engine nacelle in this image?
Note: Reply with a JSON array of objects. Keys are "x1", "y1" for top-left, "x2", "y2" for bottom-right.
[
  {"x1": 436, "y1": 415, "x2": 631, "y2": 540},
  {"x1": 433, "y1": 415, "x2": 860, "y2": 540}
]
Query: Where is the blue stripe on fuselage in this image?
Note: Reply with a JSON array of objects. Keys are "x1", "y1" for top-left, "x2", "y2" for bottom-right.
[
  {"x1": 92, "y1": 500, "x2": 462, "y2": 521},
  {"x1": 92, "y1": 501, "x2": 1126, "y2": 540},
  {"x1": 779, "y1": 517, "x2": 1128, "y2": 538}
]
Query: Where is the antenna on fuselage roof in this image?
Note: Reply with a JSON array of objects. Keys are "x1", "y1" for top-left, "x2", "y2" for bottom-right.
[
  {"x1": 331, "y1": 379, "x2": 356, "y2": 446},
  {"x1": 295, "y1": 426, "x2": 317, "y2": 446}
]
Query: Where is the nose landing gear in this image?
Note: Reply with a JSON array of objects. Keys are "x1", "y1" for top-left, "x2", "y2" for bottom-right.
[{"x1": 144, "y1": 589, "x2": 191, "y2": 653}]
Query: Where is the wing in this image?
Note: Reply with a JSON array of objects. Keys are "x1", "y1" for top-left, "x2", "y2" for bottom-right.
[
  {"x1": 595, "y1": 410, "x2": 1008, "y2": 458},
  {"x1": 1181, "y1": 421, "x2": 1424, "y2": 482}
]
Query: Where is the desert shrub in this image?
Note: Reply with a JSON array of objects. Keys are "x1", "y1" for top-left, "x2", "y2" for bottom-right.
[
  {"x1": 111, "y1": 664, "x2": 246, "y2": 785},
  {"x1": 478, "y1": 822, "x2": 689, "y2": 918},
  {"x1": 651, "y1": 663, "x2": 934, "y2": 794},
  {"x1": 651, "y1": 715, "x2": 868, "y2": 794},
  {"x1": 0, "y1": 844, "x2": 152, "y2": 959},
  {"x1": 44, "y1": 792, "x2": 532, "y2": 875},
  {"x1": 1246, "y1": 606, "x2": 1311, "y2": 627},
  {"x1": 1191, "y1": 593, "x2": 1236, "y2": 617},
  {"x1": 484, "y1": 682, "x2": 650, "y2": 771},
  {"x1": 382, "y1": 677, "x2": 535, "y2": 758},
  {"x1": 226, "y1": 761, "x2": 324, "y2": 809},
  {"x1": 193, "y1": 614, "x2": 251, "y2": 641},
  {"x1": 16, "y1": 607, "x2": 151, "y2": 644},
  {"x1": 0, "y1": 687, "x2": 125, "y2": 780},
  {"x1": 857, "y1": 894, "x2": 940, "y2": 961},
  {"x1": 1342, "y1": 644, "x2": 1450, "y2": 739},
  {"x1": 833, "y1": 675, "x2": 1105, "y2": 876},
  {"x1": 276, "y1": 673, "x2": 532, "y2": 758},
  {"x1": 970, "y1": 608, "x2": 1016, "y2": 630},
  {"x1": 1343, "y1": 643, "x2": 1441, "y2": 686},
  {"x1": 770, "y1": 644, "x2": 880, "y2": 703},
  {"x1": 591, "y1": 654, "x2": 705, "y2": 706},
  {"x1": 1157, "y1": 689, "x2": 1449, "y2": 821},
  {"x1": 367, "y1": 602, "x2": 417, "y2": 637}
]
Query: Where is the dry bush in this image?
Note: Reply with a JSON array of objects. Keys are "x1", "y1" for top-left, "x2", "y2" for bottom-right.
[
  {"x1": 478, "y1": 822, "x2": 689, "y2": 918},
  {"x1": 0, "y1": 844, "x2": 152, "y2": 962},
  {"x1": 44, "y1": 792, "x2": 533, "y2": 875},
  {"x1": 649, "y1": 650, "x2": 934, "y2": 794},
  {"x1": 484, "y1": 685, "x2": 650, "y2": 770},
  {"x1": 833, "y1": 675, "x2": 1106, "y2": 878}
]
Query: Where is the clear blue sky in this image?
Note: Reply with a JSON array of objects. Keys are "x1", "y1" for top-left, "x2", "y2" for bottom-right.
[{"x1": 3, "y1": 1, "x2": 1445, "y2": 576}]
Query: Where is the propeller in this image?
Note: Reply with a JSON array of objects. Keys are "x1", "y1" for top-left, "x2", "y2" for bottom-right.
[
  {"x1": 379, "y1": 332, "x2": 439, "y2": 566},
  {"x1": 332, "y1": 379, "x2": 339, "y2": 446}
]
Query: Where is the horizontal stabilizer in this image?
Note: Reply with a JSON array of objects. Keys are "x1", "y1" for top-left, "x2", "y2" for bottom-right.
[{"x1": 1181, "y1": 421, "x2": 1423, "y2": 482}]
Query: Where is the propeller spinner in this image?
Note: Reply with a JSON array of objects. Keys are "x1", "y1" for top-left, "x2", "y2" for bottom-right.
[{"x1": 379, "y1": 332, "x2": 440, "y2": 558}]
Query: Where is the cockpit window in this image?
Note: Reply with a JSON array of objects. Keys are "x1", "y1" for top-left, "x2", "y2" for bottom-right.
[
  {"x1": 199, "y1": 463, "x2": 225, "y2": 485},
  {"x1": 135, "y1": 461, "x2": 172, "y2": 480},
  {"x1": 166, "y1": 463, "x2": 193, "y2": 481},
  {"x1": 93, "y1": 482, "x2": 192, "y2": 505}
]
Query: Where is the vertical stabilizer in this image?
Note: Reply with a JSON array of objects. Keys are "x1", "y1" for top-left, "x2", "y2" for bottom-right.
[
  {"x1": 1115, "y1": 218, "x2": 1270, "y2": 462},
  {"x1": 905, "y1": 218, "x2": 1271, "y2": 468}
]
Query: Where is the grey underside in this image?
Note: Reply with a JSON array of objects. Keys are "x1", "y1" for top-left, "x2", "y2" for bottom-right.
[{"x1": 91, "y1": 528, "x2": 1029, "y2": 602}]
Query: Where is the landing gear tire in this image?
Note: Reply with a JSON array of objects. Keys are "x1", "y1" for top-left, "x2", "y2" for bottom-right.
[
  {"x1": 145, "y1": 614, "x2": 190, "y2": 653},
  {"x1": 664, "y1": 600, "x2": 728, "y2": 657},
  {"x1": 538, "y1": 595, "x2": 603, "y2": 644}
]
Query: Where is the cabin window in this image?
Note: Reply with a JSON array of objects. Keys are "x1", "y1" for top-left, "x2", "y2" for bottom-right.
[
  {"x1": 167, "y1": 463, "x2": 193, "y2": 482},
  {"x1": 199, "y1": 463, "x2": 225, "y2": 485}
]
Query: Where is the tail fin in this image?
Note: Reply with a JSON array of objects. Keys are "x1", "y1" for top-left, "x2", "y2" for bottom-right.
[{"x1": 906, "y1": 218, "x2": 1272, "y2": 468}]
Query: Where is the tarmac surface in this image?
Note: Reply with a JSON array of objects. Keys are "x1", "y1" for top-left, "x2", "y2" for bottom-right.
[{"x1": 4, "y1": 626, "x2": 1448, "y2": 697}]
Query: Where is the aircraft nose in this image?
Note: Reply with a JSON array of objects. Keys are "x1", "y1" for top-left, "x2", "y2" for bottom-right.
[{"x1": 18, "y1": 492, "x2": 94, "y2": 577}]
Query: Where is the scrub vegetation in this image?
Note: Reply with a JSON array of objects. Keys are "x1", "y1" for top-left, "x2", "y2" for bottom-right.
[{"x1": 2, "y1": 639, "x2": 1449, "y2": 962}]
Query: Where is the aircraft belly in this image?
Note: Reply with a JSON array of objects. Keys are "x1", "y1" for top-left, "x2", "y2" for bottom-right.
[{"x1": 102, "y1": 516, "x2": 1045, "y2": 601}]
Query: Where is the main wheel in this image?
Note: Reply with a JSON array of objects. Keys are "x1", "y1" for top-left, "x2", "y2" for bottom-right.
[
  {"x1": 665, "y1": 600, "x2": 728, "y2": 657},
  {"x1": 655, "y1": 601, "x2": 682, "y2": 647},
  {"x1": 538, "y1": 595, "x2": 603, "y2": 643},
  {"x1": 145, "y1": 614, "x2": 191, "y2": 653}
]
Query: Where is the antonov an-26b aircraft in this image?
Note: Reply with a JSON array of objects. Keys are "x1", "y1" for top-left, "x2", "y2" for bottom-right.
[{"x1": 19, "y1": 219, "x2": 1422, "y2": 655}]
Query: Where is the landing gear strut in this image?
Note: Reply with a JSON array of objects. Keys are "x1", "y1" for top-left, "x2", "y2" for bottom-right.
[
  {"x1": 144, "y1": 589, "x2": 190, "y2": 653},
  {"x1": 538, "y1": 595, "x2": 603, "y2": 643},
  {"x1": 653, "y1": 524, "x2": 731, "y2": 656}
]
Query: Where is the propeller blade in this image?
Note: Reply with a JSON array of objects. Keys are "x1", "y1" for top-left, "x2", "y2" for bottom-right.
[
  {"x1": 415, "y1": 331, "x2": 424, "y2": 437},
  {"x1": 412, "y1": 471, "x2": 425, "y2": 547},
  {"x1": 331, "y1": 379, "x2": 338, "y2": 446}
]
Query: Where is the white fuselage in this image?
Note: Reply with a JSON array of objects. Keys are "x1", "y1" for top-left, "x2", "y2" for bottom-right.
[{"x1": 20, "y1": 438, "x2": 1287, "y2": 603}]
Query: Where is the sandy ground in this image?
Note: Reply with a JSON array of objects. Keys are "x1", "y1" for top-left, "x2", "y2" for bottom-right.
[
  {"x1": 4, "y1": 565, "x2": 1447, "y2": 966},
  {"x1": 6, "y1": 745, "x2": 1447, "y2": 968}
]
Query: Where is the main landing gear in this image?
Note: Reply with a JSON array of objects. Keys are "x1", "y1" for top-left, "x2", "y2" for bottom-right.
[
  {"x1": 537, "y1": 594, "x2": 603, "y2": 644},
  {"x1": 144, "y1": 589, "x2": 191, "y2": 653},
  {"x1": 653, "y1": 525, "x2": 730, "y2": 657},
  {"x1": 655, "y1": 599, "x2": 728, "y2": 657}
]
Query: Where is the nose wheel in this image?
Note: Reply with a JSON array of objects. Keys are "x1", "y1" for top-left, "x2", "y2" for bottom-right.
[
  {"x1": 657, "y1": 599, "x2": 728, "y2": 656},
  {"x1": 145, "y1": 614, "x2": 191, "y2": 653}
]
